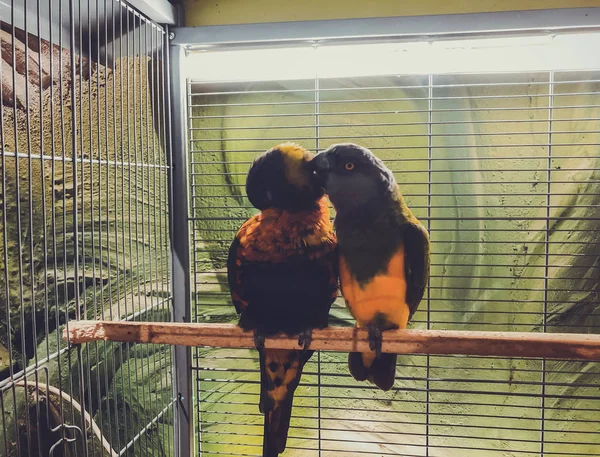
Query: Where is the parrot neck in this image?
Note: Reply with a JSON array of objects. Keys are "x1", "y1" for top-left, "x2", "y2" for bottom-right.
[
  {"x1": 334, "y1": 191, "x2": 413, "y2": 285},
  {"x1": 266, "y1": 195, "x2": 331, "y2": 225},
  {"x1": 334, "y1": 188, "x2": 410, "y2": 225},
  {"x1": 247, "y1": 195, "x2": 335, "y2": 253}
]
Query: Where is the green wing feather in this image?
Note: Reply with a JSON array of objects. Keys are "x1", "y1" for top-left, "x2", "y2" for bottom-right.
[{"x1": 403, "y1": 221, "x2": 431, "y2": 318}]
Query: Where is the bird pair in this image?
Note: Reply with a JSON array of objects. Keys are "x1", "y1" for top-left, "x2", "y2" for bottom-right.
[{"x1": 227, "y1": 142, "x2": 430, "y2": 457}]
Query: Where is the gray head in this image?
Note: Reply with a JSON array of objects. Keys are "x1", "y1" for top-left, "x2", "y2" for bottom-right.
[{"x1": 312, "y1": 143, "x2": 397, "y2": 214}]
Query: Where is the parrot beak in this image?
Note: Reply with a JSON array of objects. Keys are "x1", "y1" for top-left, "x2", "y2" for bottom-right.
[{"x1": 312, "y1": 153, "x2": 331, "y2": 188}]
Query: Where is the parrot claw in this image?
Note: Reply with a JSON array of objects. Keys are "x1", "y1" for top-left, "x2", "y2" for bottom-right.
[
  {"x1": 253, "y1": 331, "x2": 266, "y2": 351},
  {"x1": 298, "y1": 328, "x2": 313, "y2": 352},
  {"x1": 367, "y1": 325, "x2": 383, "y2": 359}
]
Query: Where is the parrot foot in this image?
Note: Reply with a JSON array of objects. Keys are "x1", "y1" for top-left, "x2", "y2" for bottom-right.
[
  {"x1": 253, "y1": 330, "x2": 266, "y2": 351},
  {"x1": 297, "y1": 328, "x2": 313, "y2": 352},
  {"x1": 367, "y1": 324, "x2": 383, "y2": 359}
]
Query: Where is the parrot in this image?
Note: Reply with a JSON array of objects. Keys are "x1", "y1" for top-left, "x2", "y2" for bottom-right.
[
  {"x1": 227, "y1": 143, "x2": 338, "y2": 457},
  {"x1": 312, "y1": 143, "x2": 430, "y2": 392}
]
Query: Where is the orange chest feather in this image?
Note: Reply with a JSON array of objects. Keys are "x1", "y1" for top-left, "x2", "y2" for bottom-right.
[
  {"x1": 339, "y1": 246, "x2": 410, "y2": 329},
  {"x1": 237, "y1": 197, "x2": 336, "y2": 262}
]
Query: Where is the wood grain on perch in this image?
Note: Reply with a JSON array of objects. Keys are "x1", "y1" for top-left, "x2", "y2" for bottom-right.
[{"x1": 64, "y1": 321, "x2": 600, "y2": 360}]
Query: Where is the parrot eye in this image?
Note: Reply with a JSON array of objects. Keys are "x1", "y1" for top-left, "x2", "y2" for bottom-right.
[{"x1": 344, "y1": 162, "x2": 355, "y2": 171}]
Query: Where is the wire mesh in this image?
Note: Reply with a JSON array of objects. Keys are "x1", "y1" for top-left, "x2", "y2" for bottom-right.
[
  {"x1": 0, "y1": 1, "x2": 174, "y2": 456},
  {"x1": 189, "y1": 70, "x2": 600, "y2": 456}
]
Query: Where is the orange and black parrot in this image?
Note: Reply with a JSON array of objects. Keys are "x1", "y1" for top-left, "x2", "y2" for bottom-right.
[
  {"x1": 312, "y1": 143, "x2": 430, "y2": 391},
  {"x1": 227, "y1": 143, "x2": 338, "y2": 457}
]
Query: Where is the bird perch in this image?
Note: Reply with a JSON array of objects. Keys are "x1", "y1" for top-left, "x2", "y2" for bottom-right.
[{"x1": 63, "y1": 321, "x2": 600, "y2": 360}]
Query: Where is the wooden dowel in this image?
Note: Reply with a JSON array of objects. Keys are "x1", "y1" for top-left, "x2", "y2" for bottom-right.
[
  {"x1": 16, "y1": 381, "x2": 118, "y2": 457},
  {"x1": 63, "y1": 320, "x2": 600, "y2": 360}
]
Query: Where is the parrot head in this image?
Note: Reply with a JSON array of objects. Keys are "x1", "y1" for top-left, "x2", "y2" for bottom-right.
[
  {"x1": 246, "y1": 142, "x2": 325, "y2": 211},
  {"x1": 312, "y1": 143, "x2": 397, "y2": 213}
]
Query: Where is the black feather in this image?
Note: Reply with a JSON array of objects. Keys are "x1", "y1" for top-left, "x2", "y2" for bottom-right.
[
  {"x1": 348, "y1": 352, "x2": 369, "y2": 382},
  {"x1": 263, "y1": 400, "x2": 293, "y2": 457},
  {"x1": 348, "y1": 350, "x2": 397, "y2": 391},
  {"x1": 237, "y1": 255, "x2": 335, "y2": 336},
  {"x1": 403, "y1": 222, "x2": 431, "y2": 317},
  {"x1": 227, "y1": 237, "x2": 243, "y2": 314}
]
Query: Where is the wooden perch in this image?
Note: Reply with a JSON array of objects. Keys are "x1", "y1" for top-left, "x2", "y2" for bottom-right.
[
  {"x1": 64, "y1": 321, "x2": 600, "y2": 361},
  {"x1": 16, "y1": 381, "x2": 118, "y2": 457}
]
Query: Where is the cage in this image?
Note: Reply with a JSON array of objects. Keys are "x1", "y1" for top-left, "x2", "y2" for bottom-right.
[
  {"x1": 1, "y1": 2, "x2": 600, "y2": 457},
  {"x1": 1, "y1": 1, "x2": 175, "y2": 456}
]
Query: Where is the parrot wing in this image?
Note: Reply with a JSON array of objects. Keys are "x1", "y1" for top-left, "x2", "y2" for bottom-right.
[
  {"x1": 226, "y1": 236, "x2": 246, "y2": 314},
  {"x1": 403, "y1": 221, "x2": 431, "y2": 318},
  {"x1": 227, "y1": 212, "x2": 338, "y2": 333}
]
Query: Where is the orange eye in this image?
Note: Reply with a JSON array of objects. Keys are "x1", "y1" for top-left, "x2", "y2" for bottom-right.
[{"x1": 345, "y1": 162, "x2": 355, "y2": 171}]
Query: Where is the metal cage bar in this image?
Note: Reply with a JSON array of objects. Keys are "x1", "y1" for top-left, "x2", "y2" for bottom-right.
[
  {"x1": 168, "y1": 40, "x2": 194, "y2": 457},
  {"x1": 171, "y1": 8, "x2": 600, "y2": 47}
]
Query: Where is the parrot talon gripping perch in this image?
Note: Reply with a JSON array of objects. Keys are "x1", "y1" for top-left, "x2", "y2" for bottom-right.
[
  {"x1": 297, "y1": 328, "x2": 313, "y2": 352},
  {"x1": 253, "y1": 330, "x2": 266, "y2": 351},
  {"x1": 367, "y1": 324, "x2": 383, "y2": 359}
]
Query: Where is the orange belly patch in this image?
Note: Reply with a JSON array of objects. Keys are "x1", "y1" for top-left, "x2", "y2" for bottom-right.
[{"x1": 339, "y1": 246, "x2": 411, "y2": 330}]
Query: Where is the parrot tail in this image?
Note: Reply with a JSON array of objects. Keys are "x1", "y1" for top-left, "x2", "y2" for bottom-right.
[
  {"x1": 259, "y1": 348, "x2": 313, "y2": 457},
  {"x1": 348, "y1": 351, "x2": 397, "y2": 392}
]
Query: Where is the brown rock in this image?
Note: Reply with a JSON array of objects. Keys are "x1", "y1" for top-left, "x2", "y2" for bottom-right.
[{"x1": 0, "y1": 29, "x2": 52, "y2": 89}]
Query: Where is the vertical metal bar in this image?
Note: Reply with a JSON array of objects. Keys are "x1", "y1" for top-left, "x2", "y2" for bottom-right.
[
  {"x1": 100, "y1": 1, "x2": 112, "y2": 454},
  {"x1": 125, "y1": 11, "x2": 139, "y2": 451},
  {"x1": 160, "y1": 26, "x2": 175, "y2": 455},
  {"x1": 100, "y1": 0, "x2": 117, "y2": 452},
  {"x1": 168, "y1": 42, "x2": 193, "y2": 457},
  {"x1": 75, "y1": 1, "x2": 94, "y2": 454},
  {"x1": 104, "y1": 0, "x2": 113, "y2": 327},
  {"x1": 24, "y1": 0, "x2": 38, "y2": 372},
  {"x1": 140, "y1": 21, "x2": 155, "y2": 457},
  {"x1": 102, "y1": 0, "x2": 114, "y2": 445},
  {"x1": 188, "y1": 78, "x2": 200, "y2": 455},
  {"x1": 133, "y1": 16, "x2": 151, "y2": 455},
  {"x1": 314, "y1": 75, "x2": 322, "y2": 457},
  {"x1": 96, "y1": 5, "x2": 110, "y2": 447},
  {"x1": 109, "y1": 0, "x2": 123, "y2": 451},
  {"x1": 142, "y1": 22, "x2": 152, "y2": 323},
  {"x1": 38, "y1": 0, "x2": 54, "y2": 446},
  {"x1": 93, "y1": 1, "x2": 107, "y2": 452},
  {"x1": 541, "y1": 70, "x2": 554, "y2": 457},
  {"x1": 22, "y1": 1, "x2": 44, "y2": 452},
  {"x1": 10, "y1": 0, "x2": 33, "y2": 452},
  {"x1": 149, "y1": 25, "x2": 167, "y2": 452},
  {"x1": 145, "y1": 30, "x2": 158, "y2": 457},
  {"x1": 132, "y1": 13, "x2": 147, "y2": 455},
  {"x1": 116, "y1": 1, "x2": 130, "y2": 450},
  {"x1": 133, "y1": 12, "x2": 141, "y2": 323},
  {"x1": 59, "y1": 0, "x2": 77, "y2": 426},
  {"x1": 117, "y1": 2, "x2": 132, "y2": 450},
  {"x1": 68, "y1": 0, "x2": 88, "y2": 454},
  {"x1": 77, "y1": 0, "x2": 84, "y2": 326},
  {"x1": 84, "y1": 1, "x2": 96, "y2": 454},
  {"x1": 155, "y1": 27, "x2": 169, "y2": 454},
  {"x1": 48, "y1": 0, "x2": 67, "y2": 449},
  {"x1": 0, "y1": 10, "x2": 21, "y2": 457},
  {"x1": 426, "y1": 73, "x2": 433, "y2": 457}
]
